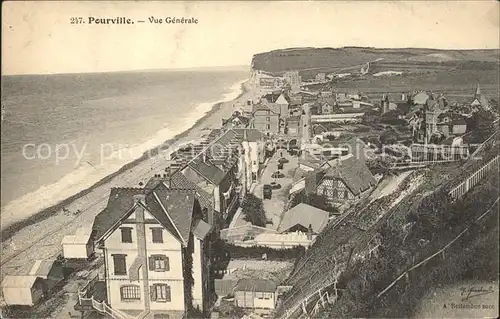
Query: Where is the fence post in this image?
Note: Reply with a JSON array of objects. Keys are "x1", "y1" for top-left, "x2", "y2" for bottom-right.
[{"x1": 301, "y1": 301, "x2": 308, "y2": 317}]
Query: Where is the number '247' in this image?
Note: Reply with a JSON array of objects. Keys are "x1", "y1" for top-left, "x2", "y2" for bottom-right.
[{"x1": 70, "y1": 17, "x2": 84, "y2": 24}]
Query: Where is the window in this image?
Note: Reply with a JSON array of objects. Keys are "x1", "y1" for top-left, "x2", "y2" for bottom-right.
[
  {"x1": 344, "y1": 190, "x2": 349, "y2": 199},
  {"x1": 151, "y1": 228, "x2": 163, "y2": 243},
  {"x1": 266, "y1": 124, "x2": 271, "y2": 130},
  {"x1": 121, "y1": 227, "x2": 132, "y2": 243},
  {"x1": 266, "y1": 117, "x2": 270, "y2": 122},
  {"x1": 149, "y1": 255, "x2": 169, "y2": 271},
  {"x1": 120, "y1": 285, "x2": 141, "y2": 300},
  {"x1": 151, "y1": 284, "x2": 171, "y2": 302},
  {"x1": 113, "y1": 254, "x2": 127, "y2": 275}
]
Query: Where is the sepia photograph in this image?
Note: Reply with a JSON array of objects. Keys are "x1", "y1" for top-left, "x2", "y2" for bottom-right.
[{"x1": 1, "y1": 1, "x2": 499, "y2": 318}]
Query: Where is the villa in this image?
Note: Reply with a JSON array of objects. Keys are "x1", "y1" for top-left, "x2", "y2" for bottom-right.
[{"x1": 75, "y1": 183, "x2": 215, "y2": 318}]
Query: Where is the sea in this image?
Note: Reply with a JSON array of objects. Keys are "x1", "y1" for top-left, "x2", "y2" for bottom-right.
[{"x1": 1, "y1": 68, "x2": 249, "y2": 229}]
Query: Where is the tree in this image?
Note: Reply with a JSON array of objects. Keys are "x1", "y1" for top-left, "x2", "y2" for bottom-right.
[
  {"x1": 307, "y1": 193, "x2": 339, "y2": 215},
  {"x1": 474, "y1": 110, "x2": 495, "y2": 131},
  {"x1": 380, "y1": 131, "x2": 398, "y2": 145},
  {"x1": 241, "y1": 193, "x2": 267, "y2": 227}
]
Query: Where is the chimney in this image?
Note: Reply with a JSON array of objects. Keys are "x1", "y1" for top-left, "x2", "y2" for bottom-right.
[{"x1": 133, "y1": 194, "x2": 146, "y2": 203}]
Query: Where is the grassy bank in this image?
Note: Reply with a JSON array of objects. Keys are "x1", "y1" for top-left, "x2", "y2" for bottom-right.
[{"x1": 316, "y1": 167, "x2": 499, "y2": 318}]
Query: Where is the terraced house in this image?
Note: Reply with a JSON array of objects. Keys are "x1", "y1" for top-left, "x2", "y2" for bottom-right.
[
  {"x1": 75, "y1": 182, "x2": 215, "y2": 319},
  {"x1": 170, "y1": 128, "x2": 263, "y2": 224}
]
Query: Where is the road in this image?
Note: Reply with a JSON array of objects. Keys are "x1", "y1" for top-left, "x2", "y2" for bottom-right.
[
  {"x1": 300, "y1": 103, "x2": 311, "y2": 148},
  {"x1": 252, "y1": 150, "x2": 297, "y2": 229}
]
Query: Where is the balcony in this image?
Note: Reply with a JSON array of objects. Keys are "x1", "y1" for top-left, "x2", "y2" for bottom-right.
[
  {"x1": 74, "y1": 275, "x2": 107, "y2": 311},
  {"x1": 74, "y1": 275, "x2": 130, "y2": 319}
]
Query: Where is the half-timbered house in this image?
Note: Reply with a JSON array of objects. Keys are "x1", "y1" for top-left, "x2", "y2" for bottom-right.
[{"x1": 314, "y1": 155, "x2": 377, "y2": 205}]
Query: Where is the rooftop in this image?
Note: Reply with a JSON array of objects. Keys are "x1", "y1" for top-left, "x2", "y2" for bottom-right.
[
  {"x1": 278, "y1": 203, "x2": 329, "y2": 234},
  {"x1": 1, "y1": 275, "x2": 42, "y2": 288},
  {"x1": 234, "y1": 278, "x2": 278, "y2": 293},
  {"x1": 91, "y1": 183, "x2": 205, "y2": 246},
  {"x1": 321, "y1": 154, "x2": 377, "y2": 196}
]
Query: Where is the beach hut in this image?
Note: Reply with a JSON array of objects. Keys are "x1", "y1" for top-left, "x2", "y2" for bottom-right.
[
  {"x1": 1, "y1": 275, "x2": 46, "y2": 306},
  {"x1": 234, "y1": 279, "x2": 278, "y2": 310},
  {"x1": 29, "y1": 259, "x2": 65, "y2": 291},
  {"x1": 61, "y1": 228, "x2": 94, "y2": 259}
]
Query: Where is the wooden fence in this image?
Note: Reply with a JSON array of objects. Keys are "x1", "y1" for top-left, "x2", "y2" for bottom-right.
[
  {"x1": 448, "y1": 155, "x2": 499, "y2": 200},
  {"x1": 277, "y1": 131, "x2": 499, "y2": 319},
  {"x1": 376, "y1": 198, "x2": 498, "y2": 299}
]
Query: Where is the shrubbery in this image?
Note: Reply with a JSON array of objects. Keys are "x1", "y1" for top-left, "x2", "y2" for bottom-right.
[
  {"x1": 241, "y1": 193, "x2": 267, "y2": 227},
  {"x1": 317, "y1": 169, "x2": 499, "y2": 319},
  {"x1": 224, "y1": 242, "x2": 306, "y2": 261},
  {"x1": 380, "y1": 130, "x2": 399, "y2": 145}
]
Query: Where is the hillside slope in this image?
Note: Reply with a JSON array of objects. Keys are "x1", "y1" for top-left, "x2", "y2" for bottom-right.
[
  {"x1": 317, "y1": 170, "x2": 499, "y2": 318},
  {"x1": 251, "y1": 47, "x2": 499, "y2": 77},
  {"x1": 274, "y1": 138, "x2": 499, "y2": 318}
]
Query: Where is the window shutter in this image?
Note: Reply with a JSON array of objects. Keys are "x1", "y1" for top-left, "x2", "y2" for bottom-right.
[
  {"x1": 113, "y1": 255, "x2": 127, "y2": 275},
  {"x1": 148, "y1": 256, "x2": 154, "y2": 271},
  {"x1": 150, "y1": 285, "x2": 157, "y2": 301},
  {"x1": 165, "y1": 285, "x2": 171, "y2": 302},
  {"x1": 165, "y1": 257, "x2": 170, "y2": 271}
]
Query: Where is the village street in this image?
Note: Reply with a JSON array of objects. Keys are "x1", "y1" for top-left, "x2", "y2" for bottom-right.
[
  {"x1": 254, "y1": 149, "x2": 298, "y2": 229},
  {"x1": 229, "y1": 148, "x2": 297, "y2": 231},
  {"x1": 301, "y1": 103, "x2": 311, "y2": 147}
]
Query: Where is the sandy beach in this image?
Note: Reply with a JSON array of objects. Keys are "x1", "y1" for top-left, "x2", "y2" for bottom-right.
[{"x1": 0, "y1": 80, "x2": 258, "y2": 279}]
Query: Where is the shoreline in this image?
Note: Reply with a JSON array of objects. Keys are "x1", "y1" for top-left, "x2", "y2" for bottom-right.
[{"x1": 0, "y1": 81, "x2": 250, "y2": 242}]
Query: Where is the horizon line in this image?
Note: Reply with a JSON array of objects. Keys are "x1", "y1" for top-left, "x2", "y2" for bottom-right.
[
  {"x1": 2, "y1": 65, "x2": 251, "y2": 77},
  {"x1": 4, "y1": 44, "x2": 499, "y2": 76}
]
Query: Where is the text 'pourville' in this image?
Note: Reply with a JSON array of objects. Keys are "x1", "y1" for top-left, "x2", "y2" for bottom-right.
[{"x1": 70, "y1": 16, "x2": 199, "y2": 25}]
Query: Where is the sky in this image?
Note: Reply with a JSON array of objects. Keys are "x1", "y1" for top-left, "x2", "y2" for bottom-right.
[{"x1": 2, "y1": 1, "x2": 499, "y2": 75}]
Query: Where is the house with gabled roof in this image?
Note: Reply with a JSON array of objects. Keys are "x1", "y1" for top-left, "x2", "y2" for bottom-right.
[
  {"x1": 2, "y1": 259, "x2": 65, "y2": 307},
  {"x1": 313, "y1": 154, "x2": 377, "y2": 205},
  {"x1": 320, "y1": 100, "x2": 335, "y2": 115},
  {"x1": 436, "y1": 111, "x2": 467, "y2": 138},
  {"x1": 250, "y1": 103, "x2": 280, "y2": 134},
  {"x1": 171, "y1": 128, "x2": 263, "y2": 222},
  {"x1": 470, "y1": 83, "x2": 490, "y2": 111},
  {"x1": 233, "y1": 279, "x2": 278, "y2": 311},
  {"x1": 75, "y1": 183, "x2": 214, "y2": 318},
  {"x1": 222, "y1": 110, "x2": 250, "y2": 129},
  {"x1": 278, "y1": 203, "x2": 329, "y2": 235}
]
